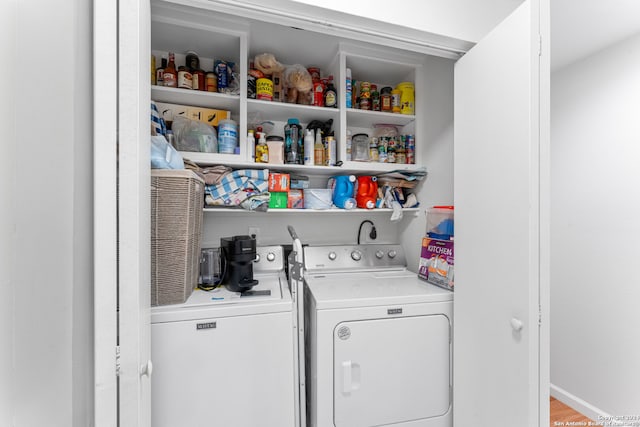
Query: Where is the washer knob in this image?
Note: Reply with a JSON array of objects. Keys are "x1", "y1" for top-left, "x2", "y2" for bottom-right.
[
  {"x1": 388, "y1": 250, "x2": 397, "y2": 259},
  {"x1": 254, "y1": 254, "x2": 260, "y2": 263},
  {"x1": 266, "y1": 252, "x2": 276, "y2": 262},
  {"x1": 328, "y1": 252, "x2": 337, "y2": 261},
  {"x1": 375, "y1": 250, "x2": 385, "y2": 259},
  {"x1": 351, "y1": 250, "x2": 362, "y2": 261}
]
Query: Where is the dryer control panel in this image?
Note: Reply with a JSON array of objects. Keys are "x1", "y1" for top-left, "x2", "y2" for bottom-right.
[{"x1": 304, "y1": 244, "x2": 407, "y2": 273}]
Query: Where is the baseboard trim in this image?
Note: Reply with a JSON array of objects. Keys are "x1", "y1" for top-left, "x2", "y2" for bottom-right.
[{"x1": 550, "y1": 384, "x2": 632, "y2": 427}]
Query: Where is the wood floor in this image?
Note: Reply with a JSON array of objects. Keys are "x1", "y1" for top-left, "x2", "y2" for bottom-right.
[{"x1": 550, "y1": 397, "x2": 594, "y2": 426}]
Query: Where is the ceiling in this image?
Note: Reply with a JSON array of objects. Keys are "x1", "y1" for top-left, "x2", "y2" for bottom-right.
[
  {"x1": 551, "y1": 0, "x2": 640, "y2": 71},
  {"x1": 289, "y1": 0, "x2": 640, "y2": 72}
]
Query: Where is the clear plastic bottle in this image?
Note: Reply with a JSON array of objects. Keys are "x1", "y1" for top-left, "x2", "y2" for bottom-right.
[
  {"x1": 304, "y1": 128, "x2": 314, "y2": 166},
  {"x1": 285, "y1": 118, "x2": 303, "y2": 164},
  {"x1": 314, "y1": 129, "x2": 324, "y2": 166}
]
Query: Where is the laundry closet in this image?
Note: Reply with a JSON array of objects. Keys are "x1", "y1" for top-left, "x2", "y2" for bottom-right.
[{"x1": 94, "y1": 0, "x2": 550, "y2": 426}]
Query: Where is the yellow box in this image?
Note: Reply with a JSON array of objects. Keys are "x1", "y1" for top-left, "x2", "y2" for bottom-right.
[
  {"x1": 155, "y1": 102, "x2": 188, "y2": 123},
  {"x1": 186, "y1": 107, "x2": 230, "y2": 127},
  {"x1": 155, "y1": 102, "x2": 230, "y2": 127}
]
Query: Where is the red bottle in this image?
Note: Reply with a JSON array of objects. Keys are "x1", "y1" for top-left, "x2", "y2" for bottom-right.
[
  {"x1": 313, "y1": 80, "x2": 325, "y2": 107},
  {"x1": 355, "y1": 176, "x2": 378, "y2": 209}
]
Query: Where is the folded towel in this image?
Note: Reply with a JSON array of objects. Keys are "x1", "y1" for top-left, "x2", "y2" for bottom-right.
[{"x1": 205, "y1": 169, "x2": 269, "y2": 209}]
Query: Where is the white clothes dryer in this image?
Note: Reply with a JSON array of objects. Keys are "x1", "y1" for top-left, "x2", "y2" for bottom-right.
[{"x1": 303, "y1": 244, "x2": 453, "y2": 427}]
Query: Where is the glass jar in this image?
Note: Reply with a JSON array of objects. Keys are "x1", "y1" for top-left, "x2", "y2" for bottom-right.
[{"x1": 380, "y1": 86, "x2": 393, "y2": 112}]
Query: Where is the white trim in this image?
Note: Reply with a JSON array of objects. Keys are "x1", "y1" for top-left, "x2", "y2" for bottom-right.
[
  {"x1": 163, "y1": 0, "x2": 472, "y2": 59},
  {"x1": 550, "y1": 384, "x2": 632, "y2": 427},
  {"x1": 118, "y1": 0, "x2": 152, "y2": 425},
  {"x1": 538, "y1": 1, "x2": 551, "y2": 426},
  {"x1": 93, "y1": 0, "x2": 118, "y2": 425}
]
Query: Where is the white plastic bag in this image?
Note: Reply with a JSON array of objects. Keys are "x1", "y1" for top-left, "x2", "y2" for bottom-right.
[
  {"x1": 150, "y1": 135, "x2": 184, "y2": 169},
  {"x1": 172, "y1": 116, "x2": 218, "y2": 153}
]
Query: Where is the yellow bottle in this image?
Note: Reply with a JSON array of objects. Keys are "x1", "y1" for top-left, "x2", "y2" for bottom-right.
[{"x1": 255, "y1": 133, "x2": 269, "y2": 163}]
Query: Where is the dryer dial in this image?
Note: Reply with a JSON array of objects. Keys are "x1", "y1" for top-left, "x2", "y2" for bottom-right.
[{"x1": 351, "y1": 250, "x2": 362, "y2": 261}]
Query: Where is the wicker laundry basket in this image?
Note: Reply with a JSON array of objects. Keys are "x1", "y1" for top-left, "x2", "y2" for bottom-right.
[{"x1": 151, "y1": 169, "x2": 204, "y2": 306}]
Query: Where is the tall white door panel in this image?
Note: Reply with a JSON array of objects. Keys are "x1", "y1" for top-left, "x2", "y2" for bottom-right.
[
  {"x1": 333, "y1": 315, "x2": 450, "y2": 427},
  {"x1": 453, "y1": 1, "x2": 548, "y2": 426}
]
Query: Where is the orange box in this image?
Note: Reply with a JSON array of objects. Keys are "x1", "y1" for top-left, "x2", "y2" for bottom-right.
[
  {"x1": 268, "y1": 173, "x2": 290, "y2": 192},
  {"x1": 288, "y1": 189, "x2": 304, "y2": 209}
]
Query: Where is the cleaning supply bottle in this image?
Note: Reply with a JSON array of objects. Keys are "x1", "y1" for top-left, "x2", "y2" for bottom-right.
[
  {"x1": 304, "y1": 128, "x2": 314, "y2": 166},
  {"x1": 355, "y1": 176, "x2": 378, "y2": 209},
  {"x1": 314, "y1": 128, "x2": 324, "y2": 166},
  {"x1": 255, "y1": 132, "x2": 268, "y2": 163},
  {"x1": 284, "y1": 118, "x2": 303, "y2": 164},
  {"x1": 332, "y1": 175, "x2": 356, "y2": 209}
]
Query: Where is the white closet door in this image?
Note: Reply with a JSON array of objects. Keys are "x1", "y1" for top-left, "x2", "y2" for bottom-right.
[{"x1": 453, "y1": 0, "x2": 548, "y2": 426}]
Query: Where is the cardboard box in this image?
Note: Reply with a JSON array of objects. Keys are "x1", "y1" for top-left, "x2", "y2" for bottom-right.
[
  {"x1": 290, "y1": 175, "x2": 310, "y2": 189},
  {"x1": 418, "y1": 237, "x2": 454, "y2": 291},
  {"x1": 187, "y1": 106, "x2": 230, "y2": 127},
  {"x1": 155, "y1": 102, "x2": 230, "y2": 127},
  {"x1": 288, "y1": 189, "x2": 304, "y2": 209},
  {"x1": 268, "y1": 173, "x2": 290, "y2": 192},
  {"x1": 268, "y1": 192, "x2": 288, "y2": 209},
  {"x1": 272, "y1": 71, "x2": 283, "y2": 102}
]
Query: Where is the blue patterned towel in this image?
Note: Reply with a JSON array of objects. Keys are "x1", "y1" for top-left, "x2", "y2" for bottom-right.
[{"x1": 205, "y1": 169, "x2": 269, "y2": 208}]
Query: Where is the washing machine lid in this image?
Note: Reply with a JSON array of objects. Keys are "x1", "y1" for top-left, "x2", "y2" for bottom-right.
[
  {"x1": 151, "y1": 271, "x2": 292, "y2": 323},
  {"x1": 305, "y1": 270, "x2": 452, "y2": 310}
]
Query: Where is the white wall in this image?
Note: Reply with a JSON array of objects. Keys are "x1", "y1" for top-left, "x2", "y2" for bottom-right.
[
  {"x1": 5, "y1": 0, "x2": 94, "y2": 426},
  {"x1": 401, "y1": 55, "x2": 455, "y2": 270},
  {"x1": 1, "y1": 1, "x2": 17, "y2": 425},
  {"x1": 551, "y1": 31, "x2": 640, "y2": 418}
]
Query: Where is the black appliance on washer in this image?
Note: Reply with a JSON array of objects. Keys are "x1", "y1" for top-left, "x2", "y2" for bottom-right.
[{"x1": 220, "y1": 235, "x2": 259, "y2": 292}]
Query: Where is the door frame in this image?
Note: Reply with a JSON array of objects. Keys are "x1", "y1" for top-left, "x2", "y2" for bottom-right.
[{"x1": 93, "y1": 0, "x2": 118, "y2": 424}]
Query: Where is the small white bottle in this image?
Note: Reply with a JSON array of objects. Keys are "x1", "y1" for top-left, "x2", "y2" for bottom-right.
[
  {"x1": 304, "y1": 128, "x2": 314, "y2": 165},
  {"x1": 247, "y1": 130, "x2": 255, "y2": 161}
]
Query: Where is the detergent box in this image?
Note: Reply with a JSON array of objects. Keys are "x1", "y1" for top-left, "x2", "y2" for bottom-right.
[
  {"x1": 268, "y1": 173, "x2": 290, "y2": 192},
  {"x1": 418, "y1": 237, "x2": 454, "y2": 291}
]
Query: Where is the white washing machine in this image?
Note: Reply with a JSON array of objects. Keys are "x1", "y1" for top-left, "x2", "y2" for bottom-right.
[
  {"x1": 151, "y1": 245, "x2": 298, "y2": 427},
  {"x1": 303, "y1": 244, "x2": 453, "y2": 427}
]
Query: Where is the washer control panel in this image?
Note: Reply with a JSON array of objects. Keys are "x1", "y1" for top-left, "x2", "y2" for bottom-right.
[
  {"x1": 253, "y1": 245, "x2": 285, "y2": 273},
  {"x1": 304, "y1": 244, "x2": 407, "y2": 272}
]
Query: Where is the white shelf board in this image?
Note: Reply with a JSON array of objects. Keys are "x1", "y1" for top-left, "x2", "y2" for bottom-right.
[
  {"x1": 203, "y1": 207, "x2": 420, "y2": 215},
  {"x1": 179, "y1": 151, "x2": 248, "y2": 167},
  {"x1": 152, "y1": 85, "x2": 240, "y2": 111},
  {"x1": 178, "y1": 153, "x2": 423, "y2": 176},
  {"x1": 346, "y1": 109, "x2": 415, "y2": 128},
  {"x1": 247, "y1": 99, "x2": 339, "y2": 124}
]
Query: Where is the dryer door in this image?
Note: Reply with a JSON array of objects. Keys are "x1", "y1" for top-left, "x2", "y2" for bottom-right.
[{"x1": 333, "y1": 315, "x2": 450, "y2": 427}]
